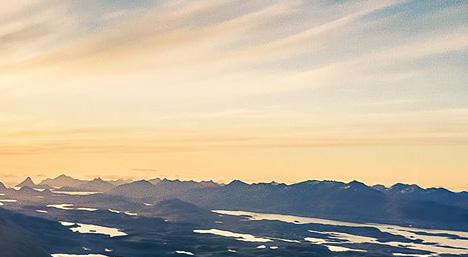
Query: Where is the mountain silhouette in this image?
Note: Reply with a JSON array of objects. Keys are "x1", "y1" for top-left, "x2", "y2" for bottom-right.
[
  {"x1": 15, "y1": 177, "x2": 36, "y2": 188},
  {"x1": 39, "y1": 174, "x2": 85, "y2": 188},
  {"x1": 58, "y1": 177, "x2": 115, "y2": 192}
]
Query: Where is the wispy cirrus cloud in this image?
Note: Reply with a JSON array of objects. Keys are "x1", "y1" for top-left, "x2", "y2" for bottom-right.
[{"x1": 0, "y1": 0, "x2": 467, "y2": 189}]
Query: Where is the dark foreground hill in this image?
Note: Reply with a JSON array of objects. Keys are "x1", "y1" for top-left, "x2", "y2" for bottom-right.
[
  {"x1": 140, "y1": 198, "x2": 217, "y2": 222},
  {"x1": 0, "y1": 208, "x2": 74, "y2": 257}
]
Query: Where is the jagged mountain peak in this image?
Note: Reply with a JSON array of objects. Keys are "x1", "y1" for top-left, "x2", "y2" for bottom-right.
[
  {"x1": 16, "y1": 177, "x2": 36, "y2": 188},
  {"x1": 112, "y1": 179, "x2": 155, "y2": 190},
  {"x1": 227, "y1": 179, "x2": 249, "y2": 187},
  {"x1": 133, "y1": 179, "x2": 153, "y2": 185},
  {"x1": 373, "y1": 184, "x2": 388, "y2": 191},
  {"x1": 390, "y1": 183, "x2": 424, "y2": 193},
  {"x1": 346, "y1": 180, "x2": 369, "y2": 189}
]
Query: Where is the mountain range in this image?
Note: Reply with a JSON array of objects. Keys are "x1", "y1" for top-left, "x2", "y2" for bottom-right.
[
  {"x1": 108, "y1": 178, "x2": 220, "y2": 199},
  {"x1": 39, "y1": 174, "x2": 85, "y2": 188},
  {"x1": 0, "y1": 174, "x2": 467, "y2": 257},
  {"x1": 5, "y1": 175, "x2": 468, "y2": 230},
  {"x1": 181, "y1": 180, "x2": 468, "y2": 230}
]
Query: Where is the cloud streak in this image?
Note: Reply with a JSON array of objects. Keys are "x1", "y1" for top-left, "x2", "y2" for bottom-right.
[{"x1": 0, "y1": 0, "x2": 467, "y2": 189}]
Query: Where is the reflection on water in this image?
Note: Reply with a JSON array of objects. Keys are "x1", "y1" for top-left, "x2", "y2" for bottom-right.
[
  {"x1": 305, "y1": 236, "x2": 367, "y2": 252},
  {"x1": 304, "y1": 237, "x2": 327, "y2": 244},
  {"x1": 52, "y1": 254, "x2": 111, "y2": 257},
  {"x1": 108, "y1": 209, "x2": 120, "y2": 213},
  {"x1": 213, "y1": 210, "x2": 468, "y2": 255},
  {"x1": 60, "y1": 221, "x2": 127, "y2": 237},
  {"x1": 328, "y1": 245, "x2": 366, "y2": 252},
  {"x1": 393, "y1": 253, "x2": 433, "y2": 257},
  {"x1": 213, "y1": 210, "x2": 362, "y2": 227},
  {"x1": 47, "y1": 204, "x2": 98, "y2": 211},
  {"x1": 194, "y1": 229, "x2": 271, "y2": 242},
  {"x1": 175, "y1": 250, "x2": 195, "y2": 255},
  {"x1": 108, "y1": 209, "x2": 137, "y2": 216},
  {"x1": 373, "y1": 224, "x2": 468, "y2": 255},
  {"x1": 52, "y1": 191, "x2": 101, "y2": 196},
  {"x1": 0, "y1": 199, "x2": 17, "y2": 206}
]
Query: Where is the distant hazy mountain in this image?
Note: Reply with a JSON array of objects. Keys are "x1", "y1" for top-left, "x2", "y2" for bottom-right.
[
  {"x1": 150, "y1": 179, "x2": 219, "y2": 198},
  {"x1": 79, "y1": 177, "x2": 115, "y2": 191},
  {"x1": 148, "y1": 178, "x2": 163, "y2": 184},
  {"x1": 108, "y1": 180, "x2": 157, "y2": 198},
  {"x1": 58, "y1": 177, "x2": 115, "y2": 192},
  {"x1": 109, "y1": 179, "x2": 220, "y2": 199},
  {"x1": 108, "y1": 178, "x2": 133, "y2": 186},
  {"x1": 16, "y1": 177, "x2": 36, "y2": 188},
  {"x1": 39, "y1": 174, "x2": 85, "y2": 188},
  {"x1": 148, "y1": 178, "x2": 219, "y2": 188}
]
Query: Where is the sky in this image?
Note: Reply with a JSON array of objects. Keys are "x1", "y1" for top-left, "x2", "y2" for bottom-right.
[{"x1": 0, "y1": 0, "x2": 467, "y2": 190}]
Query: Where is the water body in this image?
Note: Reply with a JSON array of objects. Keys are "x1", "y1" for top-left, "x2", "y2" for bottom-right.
[
  {"x1": 108, "y1": 209, "x2": 137, "y2": 216},
  {"x1": 108, "y1": 209, "x2": 121, "y2": 214},
  {"x1": 47, "y1": 204, "x2": 98, "y2": 211},
  {"x1": 213, "y1": 210, "x2": 468, "y2": 255},
  {"x1": 194, "y1": 229, "x2": 272, "y2": 243},
  {"x1": 328, "y1": 245, "x2": 367, "y2": 252},
  {"x1": 305, "y1": 236, "x2": 367, "y2": 252},
  {"x1": 0, "y1": 199, "x2": 17, "y2": 206},
  {"x1": 52, "y1": 254, "x2": 111, "y2": 257},
  {"x1": 0, "y1": 199, "x2": 17, "y2": 202},
  {"x1": 52, "y1": 191, "x2": 100, "y2": 196},
  {"x1": 393, "y1": 253, "x2": 433, "y2": 257},
  {"x1": 60, "y1": 221, "x2": 127, "y2": 237},
  {"x1": 175, "y1": 251, "x2": 195, "y2": 255}
]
